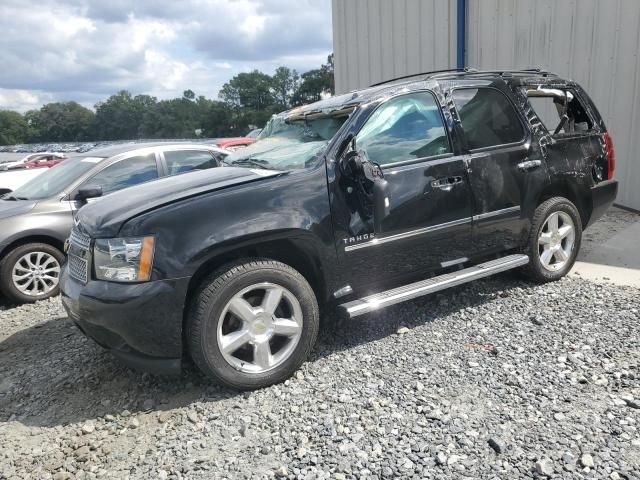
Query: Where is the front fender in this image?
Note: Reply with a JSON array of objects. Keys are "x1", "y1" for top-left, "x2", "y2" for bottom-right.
[{"x1": 119, "y1": 166, "x2": 339, "y2": 298}]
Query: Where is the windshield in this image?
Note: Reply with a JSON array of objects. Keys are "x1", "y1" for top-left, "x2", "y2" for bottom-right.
[
  {"x1": 7, "y1": 157, "x2": 103, "y2": 200},
  {"x1": 227, "y1": 113, "x2": 349, "y2": 170}
]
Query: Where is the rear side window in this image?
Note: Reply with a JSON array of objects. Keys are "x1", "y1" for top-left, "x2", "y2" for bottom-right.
[
  {"x1": 163, "y1": 150, "x2": 220, "y2": 176},
  {"x1": 452, "y1": 88, "x2": 525, "y2": 149},
  {"x1": 86, "y1": 154, "x2": 158, "y2": 195},
  {"x1": 355, "y1": 91, "x2": 451, "y2": 166},
  {"x1": 527, "y1": 88, "x2": 594, "y2": 135}
]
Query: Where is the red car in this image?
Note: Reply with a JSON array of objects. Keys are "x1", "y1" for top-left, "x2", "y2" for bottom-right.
[
  {"x1": 23, "y1": 153, "x2": 67, "y2": 169},
  {"x1": 215, "y1": 137, "x2": 256, "y2": 151}
]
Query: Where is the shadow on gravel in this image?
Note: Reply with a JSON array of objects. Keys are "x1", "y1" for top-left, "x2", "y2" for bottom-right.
[{"x1": 0, "y1": 273, "x2": 530, "y2": 429}]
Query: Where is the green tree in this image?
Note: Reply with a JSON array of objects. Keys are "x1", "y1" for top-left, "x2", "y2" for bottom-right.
[
  {"x1": 219, "y1": 70, "x2": 275, "y2": 111},
  {"x1": 271, "y1": 66, "x2": 300, "y2": 109},
  {"x1": 141, "y1": 92, "x2": 214, "y2": 138},
  {"x1": 292, "y1": 54, "x2": 335, "y2": 106},
  {"x1": 200, "y1": 100, "x2": 234, "y2": 137},
  {"x1": 25, "y1": 102, "x2": 95, "y2": 142},
  {"x1": 0, "y1": 110, "x2": 29, "y2": 145},
  {"x1": 93, "y1": 91, "x2": 157, "y2": 140}
]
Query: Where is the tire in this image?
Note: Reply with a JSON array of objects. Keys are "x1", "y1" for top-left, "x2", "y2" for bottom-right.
[
  {"x1": 0, "y1": 242, "x2": 64, "y2": 303},
  {"x1": 187, "y1": 259, "x2": 320, "y2": 390},
  {"x1": 522, "y1": 197, "x2": 582, "y2": 283}
]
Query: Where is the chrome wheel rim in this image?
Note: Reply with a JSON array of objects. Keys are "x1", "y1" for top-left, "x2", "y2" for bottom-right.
[
  {"x1": 538, "y1": 211, "x2": 575, "y2": 272},
  {"x1": 12, "y1": 251, "x2": 61, "y2": 297},
  {"x1": 216, "y1": 282, "x2": 303, "y2": 374}
]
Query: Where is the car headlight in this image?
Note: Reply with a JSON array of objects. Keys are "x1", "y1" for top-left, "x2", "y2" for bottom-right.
[{"x1": 93, "y1": 236, "x2": 155, "y2": 282}]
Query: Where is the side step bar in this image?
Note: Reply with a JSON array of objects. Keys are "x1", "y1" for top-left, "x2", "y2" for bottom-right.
[{"x1": 339, "y1": 254, "x2": 529, "y2": 318}]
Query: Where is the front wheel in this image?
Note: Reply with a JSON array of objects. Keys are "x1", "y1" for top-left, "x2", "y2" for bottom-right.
[
  {"x1": 187, "y1": 260, "x2": 319, "y2": 390},
  {"x1": 523, "y1": 197, "x2": 582, "y2": 283},
  {"x1": 0, "y1": 242, "x2": 64, "y2": 303}
]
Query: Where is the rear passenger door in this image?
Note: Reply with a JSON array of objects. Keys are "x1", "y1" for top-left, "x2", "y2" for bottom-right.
[
  {"x1": 450, "y1": 87, "x2": 548, "y2": 255},
  {"x1": 159, "y1": 148, "x2": 225, "y2": 176}
]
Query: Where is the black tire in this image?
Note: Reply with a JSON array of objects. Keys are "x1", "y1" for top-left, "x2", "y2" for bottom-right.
[
  {"x1": 522, "y1": 197, "x2": 582, "y2": 283},
  {"x1": 0, "y1": 242, "x2": 65, "y2": 303},
  {"x1": 187, "y1": 259, "x2": 319, "y2": 390}
]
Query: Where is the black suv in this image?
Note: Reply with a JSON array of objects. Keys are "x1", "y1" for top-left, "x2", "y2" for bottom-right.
[{"x1": 60, "y1": 69, "x2": 617, "y2": 389}]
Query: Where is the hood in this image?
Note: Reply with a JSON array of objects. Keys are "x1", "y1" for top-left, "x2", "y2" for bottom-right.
[
  {"x1": 0, "y1": 199, "x2": 37, "y2": 220},
  {"x1": 76, "y1": 166, "x2": 284, "y2": 237}
]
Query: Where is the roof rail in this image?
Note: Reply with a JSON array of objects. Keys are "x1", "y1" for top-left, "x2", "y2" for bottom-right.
[
  {"x1": 368, "y1": 68, "x2": 558, "y2": 87},
  {"x1": 429, "y1": 68, "x2": 558, "y2": 80},
  {"x1": 369, "y1": 68, "x2": 477, "y2": 87}
]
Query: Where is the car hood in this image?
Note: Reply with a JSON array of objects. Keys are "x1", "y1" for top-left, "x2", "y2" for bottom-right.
[
  {"x1": 76, "y1": 167, "x2": 285, "y2": 237},
  {"x1": 0, "y1": 199, "x2": 36, "y2": 220}
]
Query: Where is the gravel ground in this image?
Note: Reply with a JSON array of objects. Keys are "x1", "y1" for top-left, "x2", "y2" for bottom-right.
[{"x1": 0, "y1": 273, "x2": 639, "y2": 480}]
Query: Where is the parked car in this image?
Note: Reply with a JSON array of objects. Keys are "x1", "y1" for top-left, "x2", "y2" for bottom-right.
[
  {"x1": 0, "y1": 168, "x2": 49, "y2": 196},
  {"x1": 0, "y1": 142, "x2": 227, "y2": 303},
  {"x1": 23, "y1": 153, "x2": 68, "y2": 169},
  {"x1": 61, "y1": 69, "x2": 617, "y2": 389},
  {"x1": 0, "y1": 153, "x2": 66, "y2": 171},
  {"x1": 215, "y1": 137, "x2": 256, "y2": 151},
  {"x1": 246, "y1": 128, "x2": 262, "y2": 139}
]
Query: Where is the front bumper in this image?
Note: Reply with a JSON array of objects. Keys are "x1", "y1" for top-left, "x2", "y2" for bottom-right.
[
  {"x1": 587, "y1": 179, "x2": 618, "y2": 228},
  {"x1": 60, "y1": 266, "x2": 191, "y2": 375}
]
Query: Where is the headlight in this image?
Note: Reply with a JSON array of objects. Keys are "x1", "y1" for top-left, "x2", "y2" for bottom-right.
[{"x1": 93, "y1": 236, "x2": 155, "y2": 282}]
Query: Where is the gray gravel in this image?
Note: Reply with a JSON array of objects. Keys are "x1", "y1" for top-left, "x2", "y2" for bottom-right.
[{"x1": 1, "y1": 274, "x2": 639, "y2": 479}]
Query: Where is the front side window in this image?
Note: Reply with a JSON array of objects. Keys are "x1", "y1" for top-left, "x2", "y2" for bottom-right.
[
  {"x1": 163, "y1": 150, "x2": 221, "y2": 176},
  {"x1": 84, "y1": 154, "x2": 158, "y2": 196},
  {"x1": 356, "y1": 91, "x2": 451, "y2": 166},
  {"x1": 452, "y1": 88, "x2": 525, "y2": 149}
]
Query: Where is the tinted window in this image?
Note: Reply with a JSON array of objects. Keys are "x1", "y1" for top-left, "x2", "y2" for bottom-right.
[
  {"x1": 163, "y1": 150, "x2": 220, "y2": 175},
  {"x1": 452, "y1": 88, "x2": 525, "y2": 149},
  {"x1": 356, "y1": 92, "x2": 451, "y2": 166},
  {"x1": 85, "y1": 154, "x2": 158, "y2": 195}
]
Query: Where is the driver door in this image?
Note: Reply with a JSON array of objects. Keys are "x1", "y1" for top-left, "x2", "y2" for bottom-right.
[{"x1": 334, "y1": 90, "x2": 474, "y2": 287}]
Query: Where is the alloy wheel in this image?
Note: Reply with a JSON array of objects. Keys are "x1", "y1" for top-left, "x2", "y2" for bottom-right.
[
  {"x1": 538, "y1": 211, "x2": 576, "y2": 272},
  {"x1": 11, "y1": 251, "x2": 61, "y2": 297},
  {"x1": 216, "y1": 282, "x2": 303, "y2": 374}
]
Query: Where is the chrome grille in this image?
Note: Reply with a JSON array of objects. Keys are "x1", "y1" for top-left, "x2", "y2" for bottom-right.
[
  {"x1": 68, "y1": 227, "x2": 91, "y2": 284},
  {"x1": 68, "y1": 254, "x2": 88, "y2": 283},
  {"x1": 70, "y1": 228, "x2": 91, "y2": 249}
]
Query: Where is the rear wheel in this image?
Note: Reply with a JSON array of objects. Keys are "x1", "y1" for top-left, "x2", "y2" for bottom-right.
[
  {"x1": 0, "y1": 243, "x2": 64, "y2": 303},
  {"x1": 187, "y1": 260, "x2": 319, "y2": 390},
  {"x1": 523, "y1": 197, "x2": 582, "y2": 282}
]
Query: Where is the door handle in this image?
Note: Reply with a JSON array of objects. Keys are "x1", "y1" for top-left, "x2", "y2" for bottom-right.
[
  {"x1": 431, "y1": 176, "x2": 463, "y2": 192},
  {"x1": 517, "y1": 159, "x2": 542, "y2": 171}
]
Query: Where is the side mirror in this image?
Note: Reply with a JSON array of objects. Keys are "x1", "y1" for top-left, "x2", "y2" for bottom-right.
[
  {"x1": 75, "y1": 185, "x2": 103, "y2": 202},
  {"x1": 341, "y1": 150, "x2": 364, "y2": 177}
]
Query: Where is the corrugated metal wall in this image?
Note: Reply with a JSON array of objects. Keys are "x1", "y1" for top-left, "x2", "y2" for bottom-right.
[
  {"x1": 467, "y1": 0, "x2": 640, "y2": 210},
  {"x1": 332, "y1": 0, "x2": 457, "y2": 93},
  {"x1": 332, "y1": 0, "x2": 640, "y2": 210}
]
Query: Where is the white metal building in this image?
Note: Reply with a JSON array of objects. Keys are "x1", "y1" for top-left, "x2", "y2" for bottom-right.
[{"x1": 332, "y1": 0, "x2": 640, "y2": 210}]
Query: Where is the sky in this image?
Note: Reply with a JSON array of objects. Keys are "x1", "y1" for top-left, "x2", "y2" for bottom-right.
[{"x1": 0, "y1": 0, "x2": 333, "y2": 112}]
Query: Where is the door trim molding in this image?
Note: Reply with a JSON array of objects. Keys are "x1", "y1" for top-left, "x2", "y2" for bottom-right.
[
  {"x1": 344, "y1": 217, "x2": 472, "y2": 252},
  {"x1": 472, "y1": 205, "x2": 521, "y2": 221}
]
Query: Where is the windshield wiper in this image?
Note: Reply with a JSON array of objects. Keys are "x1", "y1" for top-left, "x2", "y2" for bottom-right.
[
  {"x1": 3, "y1": 195, "x2": 29, "y2": 201},
  {"x1": 229, "y1": 158, "x2": 276, "y2": 170}
]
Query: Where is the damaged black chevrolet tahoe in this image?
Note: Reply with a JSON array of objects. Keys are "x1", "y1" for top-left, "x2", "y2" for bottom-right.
[{"x1": 61, "y1": 69, "x2": 618, "y2": 389}]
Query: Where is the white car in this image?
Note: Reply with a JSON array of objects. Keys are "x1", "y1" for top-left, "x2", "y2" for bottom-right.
[
  {"x1": 0, "y1": 152, "x2": 66, "y2": 171},
  {"x1": 0, "y1": 168, "x2": 48, "y2": 195}
]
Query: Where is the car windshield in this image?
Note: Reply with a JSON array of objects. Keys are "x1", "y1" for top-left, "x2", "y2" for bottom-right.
[
  {"x1": 7, "y1": 157, "x2": 103, "y2": 201},
  {"x1": 226, "y1": 113, "x2": 350, "y2": 170}
]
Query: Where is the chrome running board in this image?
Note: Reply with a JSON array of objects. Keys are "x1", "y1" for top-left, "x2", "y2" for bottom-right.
[{"x1": 339, "y1": 254, "x2": 529, "y2": 318}]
